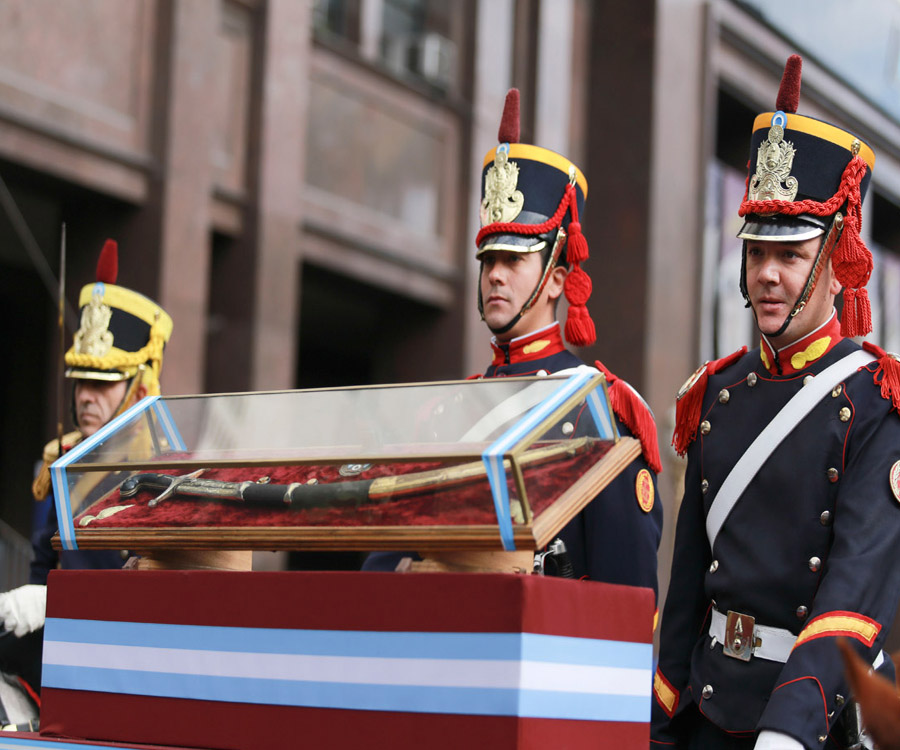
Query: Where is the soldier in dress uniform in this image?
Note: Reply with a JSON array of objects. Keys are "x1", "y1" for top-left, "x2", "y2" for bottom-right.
[
  {"x1": 0, "y1": 238, "x2": 173, "y2": 701},
  {"x1": 365, "y1": 90, "x2": 663, "y2": 596},
  {"x1": 471, "y1": 88, "x2": 663, "y2": 590},
  {"x1": 651, "y1": 55, "x2": 900, "y2": 750}
]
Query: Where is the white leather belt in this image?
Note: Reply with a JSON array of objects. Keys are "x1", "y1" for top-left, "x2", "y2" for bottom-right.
[
  {"x1": 710, "y1": 608, "x2": 888, "y2": 670},
  {"x1": 710, "y1": 608, "x2": 797, "y2": 663}
]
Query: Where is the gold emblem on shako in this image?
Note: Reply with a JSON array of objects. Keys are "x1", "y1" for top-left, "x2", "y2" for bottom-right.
[
  {"x1": 480, "y1": 144, "x2": 524, "y2": 226},
  {"x1": 73, "y1": 283, "x2": 114, "y2": 357},
  {"x1": 748, "y1": 114, "x2": 799, "y2": 204}
]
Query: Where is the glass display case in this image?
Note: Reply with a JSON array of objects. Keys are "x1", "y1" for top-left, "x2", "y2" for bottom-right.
[{"x1": 50, "y1": 367, "x2": 640, "y2": 553}]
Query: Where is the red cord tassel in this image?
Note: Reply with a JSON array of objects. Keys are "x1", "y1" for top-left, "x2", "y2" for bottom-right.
[
  {"x1": 564, "y1": 264, "x2": 595, "y2": 346},
  {"x1": 565, "y1": 304, "x2": 596, "y2": 347},
  {"x1": 841, "y1": 287, "x2": 873, "y2": 339},
  {"x1": 594, "y1": 360, "x2": 661, "y2": 474},
  {"x1": 566, "y1": 221, "x2": 589, "y2": 264}
]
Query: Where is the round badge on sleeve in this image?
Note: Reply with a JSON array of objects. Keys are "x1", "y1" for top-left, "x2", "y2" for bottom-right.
[
  {"x1": 635, "y1": 469, "x2": 655, "y2": 512},
  {"x1": 891, "y1": 461, "x2": 900, "y2": 504}
]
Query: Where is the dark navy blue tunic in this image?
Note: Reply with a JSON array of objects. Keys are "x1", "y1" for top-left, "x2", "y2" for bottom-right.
[
  {"x1": 652, "y1": 320, "x2": 900, "y2": 748},
  {"x1": 29, "y1": 493, "x2": 125, "y2": 585}
]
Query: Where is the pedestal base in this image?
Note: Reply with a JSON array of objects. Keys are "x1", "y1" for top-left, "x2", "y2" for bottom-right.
[{"x1": 130, "y1": 549, "x2": 252, "y2": 571}]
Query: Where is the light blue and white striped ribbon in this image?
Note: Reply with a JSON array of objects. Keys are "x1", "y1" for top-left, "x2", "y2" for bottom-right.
[
  {"x1": 43, "y1": 618, "x2": 651, "y2": 722},
  {"x1": 151, "y1": 398, "x2": 185, "y2": 452},
  {"x1": 0, "y1": 739, "x2": 141, "y2": 749},
  {"x1": 51, "y1": 396, "x2": 160, "y2": 550},
  {"x1": 482, "y1": 368, "x2": 597, "y2": 550}
]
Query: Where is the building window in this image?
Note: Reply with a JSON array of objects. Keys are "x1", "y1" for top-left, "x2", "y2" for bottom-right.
[
  {"x1": 312, "y1": 0, "x2": 361, "y2": 44},
  {"x1": 379, "y1": 0, "x2": 457, "y2": 90},
  {"x1": 312, "y1": 0, "x2": 459, "y2": 93}
]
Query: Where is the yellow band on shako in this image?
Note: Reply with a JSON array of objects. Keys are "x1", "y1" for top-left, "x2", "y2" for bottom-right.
[
  {"x1": 78, "y1": 282, "x2": 174, "y2": 339},
  {"x1": 752, "y1": 112, "x2": 875, "y2": 171},
  {"x1": 482, "y1": 143, "x2": 589, "y2": 198}
]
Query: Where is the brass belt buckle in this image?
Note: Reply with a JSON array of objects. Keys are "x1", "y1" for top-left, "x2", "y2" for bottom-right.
[{"x1": 723, "y1": 610, "x2": 755, "y2": 661}]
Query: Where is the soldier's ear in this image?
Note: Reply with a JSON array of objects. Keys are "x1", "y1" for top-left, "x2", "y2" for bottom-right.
[
  {"x1": 133, "y1": 383, "x2": 148, "y2": 404},
  {"x1": 826, "y1": 259, "x2": 843, "y2": 297},
  {"x1": 546, "y1": 265, "x2": 567, "y2": 302}
]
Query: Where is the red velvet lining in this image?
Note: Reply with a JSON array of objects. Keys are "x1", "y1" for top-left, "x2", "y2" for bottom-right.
[{"x1": 74, "y1": 442, "x2": 611, "y2": 530}]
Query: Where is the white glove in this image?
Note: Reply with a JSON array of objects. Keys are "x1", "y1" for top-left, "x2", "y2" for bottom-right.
[
  {"x1": 0, "y1": 584, "x2": 47, "y2": 637},
  {"x1": 754, "y1": 730, "x2": 805, "y2": 750}
]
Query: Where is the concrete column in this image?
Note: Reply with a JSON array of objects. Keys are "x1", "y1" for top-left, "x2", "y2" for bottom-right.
[
  {"x1": 534, "y1": 0, "x2": 573, "y2": 155},
  {"x1": 157, "y1": 0, "x2": 219, "y2": 395},
  {"x1": 250, "y1": 0, "x2": 311, "y2": 391},
  {"x1": 463, "y1": 0, "x2": 516, "y2": 377},
  {"x1": 645, "y1": 0, "x2": 710, "y2": 613}
]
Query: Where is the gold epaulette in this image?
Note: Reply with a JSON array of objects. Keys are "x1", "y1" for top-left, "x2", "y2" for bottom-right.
[{"x1": 32, "y1": 430, "x2": 82, "y2": 501}]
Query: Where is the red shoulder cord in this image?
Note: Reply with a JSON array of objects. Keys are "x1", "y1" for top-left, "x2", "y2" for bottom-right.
[
  {"x1": 671, "y1": 347, "x2": 747, "y2": 457},
  {"x1": 863, "y1": 341, "x2": 900, "y2": 413},
  {"x1": 594, "y1": 360, "x2": 661, "y2": 473}
]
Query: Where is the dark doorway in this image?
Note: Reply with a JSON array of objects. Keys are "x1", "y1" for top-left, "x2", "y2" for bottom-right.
[
  {"x1": 295, "y1": 262, "x2": 443, "y2": 389},
  {"x1": 290, "y1": 261, "x2": 444, "y2": 571},
  {"x1": 0, "y1": 160, "x2": 136, "y2": 542}
]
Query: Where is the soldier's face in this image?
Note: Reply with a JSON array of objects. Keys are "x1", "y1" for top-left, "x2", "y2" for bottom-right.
[
  {"x1": 746, "y1": 236, "x2": 841, "y2": 348},
  {"x1": 480, "y1": 250, "x2": 558, "y2": 341},
  {"x1": 75, "y1": 379, "x2": 128, "y2": 437}
]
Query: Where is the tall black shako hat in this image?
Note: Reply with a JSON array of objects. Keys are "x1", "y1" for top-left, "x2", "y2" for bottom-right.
[
  {"x1": 65, "y1": 239, "x2": 173, "y2": 396},
  {"x1": 737, "y1": 54, "x2": 876, "y2": 338},
  {"x1": 476, "y1": 89, "x2": 595, "y2": 346}
]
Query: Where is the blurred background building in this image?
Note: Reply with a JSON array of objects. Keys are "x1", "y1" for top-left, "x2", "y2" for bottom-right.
[{"x1": 2, "y1": 0, "x2": 899, "y2": 607}]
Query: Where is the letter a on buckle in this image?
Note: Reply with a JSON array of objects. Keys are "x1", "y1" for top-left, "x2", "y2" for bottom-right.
[{"x1": 723, "y1": 611, "x2": 755, "y2": 661}]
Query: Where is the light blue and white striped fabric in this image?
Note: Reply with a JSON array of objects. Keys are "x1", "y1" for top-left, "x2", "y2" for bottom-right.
[
  {"x1": 43, "y1": 618, "x2": 652, "y2": 722},
  {"x1": 0, "y1": 740, "x2": 134, "y2": 749}
]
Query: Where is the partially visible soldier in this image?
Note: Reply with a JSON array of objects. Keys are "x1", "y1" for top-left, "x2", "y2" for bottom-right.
[
  {"x1": 0, "y1": 238, "x2": 173, "y2": 705},
  {"x1": 651, "y1": 55, "x2": 900, "y2": 749}
]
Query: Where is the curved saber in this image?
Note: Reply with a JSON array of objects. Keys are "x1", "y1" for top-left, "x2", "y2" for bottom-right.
[{"x1": 118, "y1": 438, "x2": 595, "y2": 510}]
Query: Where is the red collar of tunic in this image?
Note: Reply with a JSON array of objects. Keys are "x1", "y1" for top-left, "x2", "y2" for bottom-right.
[
  {"x1": 490, "y1": 323, "x2": 566, "y2": 367},
  {"x1": 759, "y1": 309, "x2": 843, "y2": 376}
]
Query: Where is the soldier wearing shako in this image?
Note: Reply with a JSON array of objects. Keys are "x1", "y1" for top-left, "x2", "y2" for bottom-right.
[
  {"x1": 474, "y1": 89, "x2": 663, "y2": 593},
  {"x1": 365, "y1": 90, "x2": 663, "y2": 596},
  {"x1": 0, "y1": 239, "x2": 172, "y2": 699},
  {"x1": 652, "y1": 56, "x2": 900, "y2": 749}
]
